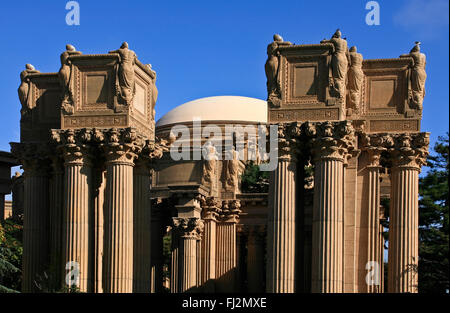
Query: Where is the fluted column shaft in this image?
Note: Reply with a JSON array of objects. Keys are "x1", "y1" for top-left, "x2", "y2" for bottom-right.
[
  {"x1": 22, "y1": 162, "x2": 50, "y2": 292},
  {"x1": 311, "y1": 157, "x2": 344, "y2": 293},
  {"x1": 133, "y1": 160, "x2": 151, "y2": 292},
  {"x1": 267, "y1": 156, "x2": 296, "y2": 293},
  {"x1": 367, "y1": 164, "x2": 382, "y2": 293},
  {"x1": 171, "y1": 217, "x2": 203, "y2": 292},
  {"x1": 247, "y1": 226, "x2": 265, "y2": 292},
  {"x1": 388, "y1": 166, "x2": 419, "y2": 293},
  {"x1": 63, "y1": 154, "x2": 92, "y2": 292},
  {"x1": 49, "y1": 158, "x2": 64, "y2": 288},
  {"x1": 202, "y1": 217, "x2": 217, "y2": 288},
  {"x1": 103, "y1": 159, "x2": 134, "y2": 292}
]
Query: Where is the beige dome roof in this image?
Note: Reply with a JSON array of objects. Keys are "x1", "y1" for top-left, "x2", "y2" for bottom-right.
[{"x1": 156, "y1": 96, "x2": 267, "y2": 127}]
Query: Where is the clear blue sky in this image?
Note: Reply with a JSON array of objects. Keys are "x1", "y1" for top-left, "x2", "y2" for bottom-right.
[{"x1": 0, "y1": 0, "x2": 448, "y2": 154}]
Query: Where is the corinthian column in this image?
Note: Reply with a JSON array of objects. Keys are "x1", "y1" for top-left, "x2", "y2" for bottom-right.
[
  {"x1": 216, "y1": 200, "x2": 240, "y2": 292},
  {"x1": 266, "y1": 123, "x2": 299, "y2": 293},
  {"x1": 100, "y1": 128, "x2": 144, "y2": 293},
  {"x1": 172, "y1": 217, "x2": 204, "y2": 292},
  {"x1": 133, "y1": 158, "x2": 151, "y2": 293},
  {"x1": 388, "y1": 133, "x2": 429, "y2": 293},
  {"x1": 200, "y1": 197, "x2": 221, "y2": 292},
  {"x1": 361, "y1": 134, "x2": 386, "y2": 293},
  {"x1": 307, "y1": 121, "x2": 356, "y2": 293},
  {"x1": 53, "y1": 129, "x2": 94, "y2": 292},
  {"x1": 11, "y1": 143, "x2": 51, "y2": 292},
  {"x1": 11, "y1": 143, "x2": 50, "y2": 292},
  {"x1": 247, "y1": 225, "x2": 266, "y2": 292}
]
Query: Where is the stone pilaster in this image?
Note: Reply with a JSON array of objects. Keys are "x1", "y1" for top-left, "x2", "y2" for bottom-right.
[
  {"x1": 266, "y1": 122, "x2": 300, "y2": 293},
  {"x1": 361, "y1": 134, "x2": 386, "y2": 293},
  {"x1": 172, "y1": 217, "x2": 204, "y2": 292},
  {"x1": 99, "y1": 128, "x2": 144, "y2": 293},
  {"x1": 10, "y1": 143, "x2": 51, "y2": 292},
  {"x1": 200, "y1": 197, "x2": 221, "y2": 292},
  {"x1": 246, "y1": 225, "x2": 266, "y2": 292},
  {"x1": 216, "y1": 200, "x2": 240, "y2": 292},
  {"x1": 133, "y1": 158, "x2": 151, "y2": 293},
  {"x1": 52, "y1": 129, "x2": 94, "y2": 292},
  {"x1": 93, "y1": 168, "x2": 105, "y2": 293},
  {"x1": 150, "y1": 199, "x2": 164, "y2": 293},
  {"x1": 307, "y1": 121, "x2": 357, "y2": 293},
  {"x1": 49, "y1": 155, "x2": 64, "y2": 288},
  {"x1": 387, "y1": 133, "x2": 429, "y2": 293}
]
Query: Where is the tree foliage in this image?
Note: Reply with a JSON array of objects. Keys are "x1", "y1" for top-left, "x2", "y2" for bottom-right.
[
  {"x1": 0, "y1": 217, "x2": 23, "y2": 293},
  {"x1": 240, "y1": 161, "x2": 270, "y2": 193},
  {"x1": 418, "y1": 133, "x2": 449, "y2": 293}
]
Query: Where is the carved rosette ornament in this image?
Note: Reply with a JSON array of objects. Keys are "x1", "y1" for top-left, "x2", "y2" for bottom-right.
[
  {"x1": 172, "y1": 217, "x2": 204, "y2": 240},
  {"x1": 305, "y1": 121, "x2": 357, "y2": 165}
]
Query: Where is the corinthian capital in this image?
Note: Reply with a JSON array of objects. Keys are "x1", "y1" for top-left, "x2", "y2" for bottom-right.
[
  {"x1": 305, "y1": 121, "x2": 357, "y2": 163},
  {"x1": 10, "y1": 142, "x2": 52, "y2": 175},
  {"x1": 172, "y1": 217, "x2": 204, "y2": 239},
  {"x1": 389, "y1": 132, "x2": 430, "y2": 170},
  {"x1": 219, "y1": 200, "x2": 241, "y2": 223},
  {"x1": 96, "y1": 127, "x2": 145, "y2": 165},
  {"x1": 360, "y1": 133, "x2": 390, "y2": 167},
  {"x1": 277, "y1": 122, "x2": 303, "y2": 160},
  {"x1": 51, "y1": 128, "x2": 93, "y2": 165}
]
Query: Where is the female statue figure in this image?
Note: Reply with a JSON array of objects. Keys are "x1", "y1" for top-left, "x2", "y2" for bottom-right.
[
  {"x1": 110, "y1": 42, "x2": 137, "y2": 106},
  {"x1": 18, "y1": 64, "x2": 40, "y2": 115},
  {"x1": 347, "y1": 46, "x2": 364, "y2": 114},
  {"x1": 401, "y1": 42, "x2": 426, "y2": 110},
  {"x1": 58, "y1": 44, "x2": 81, "y2": 113}
]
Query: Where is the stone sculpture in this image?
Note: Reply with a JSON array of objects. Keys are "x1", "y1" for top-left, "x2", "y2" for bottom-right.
[
  {"x1": 18, "y1": 64, "x2": 39, "y2": 115},
  {"x1": 202, "y1": 141, "x2": 218, "y2": 186},
  {"x1": 321, "y1": 29, "x2": 350, "y2": 100},
  {"x1": 347, "y1": 46, "x2": 364, "y2": 115},
  {"x1": 146, "y1": 64, "x2": 158, "y2": 119},
  {"x1": 59, "y1": 44, "x2": 82, "y2": 114},
  {"x1": 265, "y1": 34, "x2": 291, "y2": 107},
  {"x1": 110, "y1": 42, "x2": 137, "y2": 107},
  {"x1": 225, "y1": 147, "x2": 240, "y2": 190},
  {"x1": 401, "y1": 42, "x2": 426, "y2": 110}
]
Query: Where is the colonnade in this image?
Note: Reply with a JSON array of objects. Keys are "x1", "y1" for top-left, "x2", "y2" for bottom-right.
[{"x1": 266, "y1": 121, "x2": 429, "y2": 293}]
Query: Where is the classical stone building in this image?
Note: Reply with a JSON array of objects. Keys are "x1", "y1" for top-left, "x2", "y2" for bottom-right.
[{"x1": 9, "y1": 32, "x2": 429, "y2": 293}]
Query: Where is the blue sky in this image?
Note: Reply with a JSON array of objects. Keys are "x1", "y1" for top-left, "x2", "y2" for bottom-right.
[{"x1": 0, "y1": 0, "x2": 448, "y2": 155}]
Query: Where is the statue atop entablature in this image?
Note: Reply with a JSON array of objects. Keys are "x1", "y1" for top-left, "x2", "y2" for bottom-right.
[
  {"x1": 265, "y1": 34, "x2": 292, "y2": 107},
  {"x1": 18, "y1": 64, "x2": 40, "y2": 116},
  {"x1": 321, "y1": 29, "x2": 350, "y2": 101},
  {"x1": 109, "y1": 42, "x2": 137, "y2": 109},
  {"x1": 347, "y1": 46, "x2": 364, "y2": 115},
  {"x1": 401, "y1": 42, "x2": 427, "y2": 111},
  {"x1": 58, "y1": 44, "x2": 82, "y2": 115}
]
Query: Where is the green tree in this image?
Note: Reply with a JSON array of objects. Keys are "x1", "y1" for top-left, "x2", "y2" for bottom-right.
[
  {"x1": 0, "y1": 217, "x2": 23, "y2": 293},
  {"x1": 240, "y1": 161, "x2": 270, "y2": 193},
  {"x1": 418, "y1": 133, "x2": 449, "y2": 293}
]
